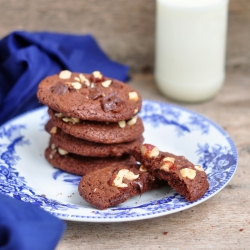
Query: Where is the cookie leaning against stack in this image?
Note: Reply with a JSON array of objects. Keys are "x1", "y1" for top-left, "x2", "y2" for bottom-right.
[{"x1": 37, "y1": 70, "x2": 144, "y2": 175}]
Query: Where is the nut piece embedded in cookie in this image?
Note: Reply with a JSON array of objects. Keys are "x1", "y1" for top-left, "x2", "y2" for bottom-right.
[
  {"x1": 71, "y1": 82, "x2": 82, "y2": 90},
  {"x1": 118, "y1": 120, "x2": 126, "y2": 128},
  {"x1": 141, "y1": 144, "x2": 160, "y2": 158},
  {"x1": 160, "y1": 157, "x2": 175, "y2": 172},
  {"x1": 59, "y1": 70, "x2": 72, "y2": 79},
  {"x1": 128, "y1": 92, "x2": 139, "y2": 101},
  {"x1": 102, "y1": 80, "x2": 112, "y2": 88},
  {"x1": 58, "y1": 148, "x2": 68, "y2": 155},
  {"x1": 139, "y1": 165, "x2": 147, "y2": 172},
  {"x1": 50, "y1": 126, "x2": 57, "y2": 134},
  {"x1": 194, "y1": 165, "x2": 204, "y2": 171},
  {"x1": 112, "y1": 169, "x2": 139, "y2": 188},
  {"x1": 127, "y1": 116, "x2": 138, "y2": 126},
  {"x1": 62, "y1": 117, "x2": 80, "y2": 124},
  {"x1": 90, "y1": 71, "x2": 104, "y2": 83},
  {"x1": 180, "y1": 168, "x2": 196, "y2": 180},
  {"x1": 79, "y1": 74, "x2": 90, "y2": 86}
]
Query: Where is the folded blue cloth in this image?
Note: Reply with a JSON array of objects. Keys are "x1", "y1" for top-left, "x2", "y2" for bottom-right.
[
  {"x1": 0, "y1": 193, "x2": 66, "y2": 250},
  {"x1": 0, "y1": 31, "x2": 129, "y2": 125},
  {"x1": 0, "y1": 31, "x2": 130, "y2": 249}
]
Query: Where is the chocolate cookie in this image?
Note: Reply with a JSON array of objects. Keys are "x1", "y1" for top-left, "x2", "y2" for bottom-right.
[
  {"x1": 48, "y1": 108, "x2": 144, "y2": 144},
  {"x1": 78, "y1": 164, "x2": 163, "y2": 210},
  {"x1": 133, "y1": 144, "x2": 209, "y2": 202},
  {"x1": 37, "y1": 70, "x2": 142, "y2": 122},
  {"x1": 45, "y1": 120, "x2": 144, "y2": 157},
  {"x1": 45, "y1": 142, "x2": 136, "y2": 176}
]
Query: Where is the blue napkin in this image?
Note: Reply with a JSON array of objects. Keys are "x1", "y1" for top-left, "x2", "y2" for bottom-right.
[
  {"x1": 0, "y1": 31, "x2": 130, "y2": 249},
  {"x1": 0, "y1": 193, "x2": 65, "y2": 250},
  {"x1": 0, "y1": 31, "x2": 129, "y2": 125}
]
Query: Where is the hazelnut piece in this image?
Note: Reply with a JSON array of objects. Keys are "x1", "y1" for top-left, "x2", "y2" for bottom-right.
[
  {"x1": 127, "y1": 116, "x2": 138, "y2": 126},
  {"x1": 50, "y1": 126, "x2": 57, "y2": 134},
  {"x1": 129, "y1": 92, "x2": 139, "y2": 101},
  {"x1": 194, "y1": 165, "x2": 204, "y2": 171},
  {"x1": 55, "y1": 113, "x2": 64, "y2": 118},
  {"x1": 112, "y1": 169, "x2": 139, "y2": 188},
  {"x1": 59, "y1": 70, "x2": 72, "y2": 79},
  {"x1": 160, "y1": 157, "x2": 175, "y2": 172},
  {"x1": 180, "y1": 168, "x2": 196, "y2": 180},
  {"x1": 62, "y1": 117, "x2": 80, "y2": 124},
  {"x1": 139, "y1": 165, "x2": 147, "y2": 172},
  {"x1": 101, "y1": 80, "x2": 112, "y2": 88},
  {"x1": 141, "y1": 144, "x2": 160, "y2": 158},
  {"x1": 118, "y1": 121, "x2": 126, "y2": 128},
  {"x1": 71, "y1": 82, "x2": 82, "y2": 90},
  {"x1": 90, "y1": 71, "x2": 104, "y2": 83},
  {"x1": 58, "y1": 148, "x2": 68, "y2": 155}
]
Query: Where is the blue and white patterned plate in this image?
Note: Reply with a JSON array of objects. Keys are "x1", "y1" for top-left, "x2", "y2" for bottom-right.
[{"x1": 0, "y1": 100, "x2": 237, "y2": 222}]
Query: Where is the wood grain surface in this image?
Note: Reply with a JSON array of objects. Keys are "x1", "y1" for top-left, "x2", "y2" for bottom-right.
[
  {"x1": 56, "y1": 70, "x2": 250, "y2": 249},
  {"x1": 0, "y1": 0, "x2": 249, "y2": 72}
]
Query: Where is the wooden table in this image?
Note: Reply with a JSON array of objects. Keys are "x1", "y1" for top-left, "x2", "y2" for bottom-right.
[{"x1": 57, "y1": 70, "x2": 250, "y2": 249}]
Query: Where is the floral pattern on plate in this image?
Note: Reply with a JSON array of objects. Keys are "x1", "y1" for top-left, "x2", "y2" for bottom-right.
[{"x1": 0, "y1": 100, "x2": 237, "y2": 222}]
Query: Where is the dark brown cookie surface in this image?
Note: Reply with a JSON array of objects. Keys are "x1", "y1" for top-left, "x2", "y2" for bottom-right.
[
  {"x1": 37, "y1": 70, "x2": 142, "y2": 122},
  {"x1": 45, "y1": 143, "x2": 136, "y2": 176},
  {"x1": 133, "y1": 144, "x2": 209, "y2": 202},
  {"x1": 48, "y1": 108, "x2": 144, "y2": 144},
  {"x1": 78, "y1": 164, "x2": 163, "y2": 210},
  {"x1": 45, "y1": 120, "x2": 144, "y2": 157}
]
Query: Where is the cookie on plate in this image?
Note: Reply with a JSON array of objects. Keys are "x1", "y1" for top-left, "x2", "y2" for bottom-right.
[
  {"x1": 133, "y1": 143, "x2": 209, "y2": 202},
  {"x1": 45, "y1": 142, "x2": 136, "y2": 176},
  {"x1": 37, "y1": 70, "x2": 142, "y2": 122},
  {"x1": 78, "y1": 164, "x2": 164, "y2": 210},
  {"x1": 45, "y1": 120, "x2": 144, "y2": 157},
  {"x1": 48, "y1": 108, "x2": 144, "y2": 144}
]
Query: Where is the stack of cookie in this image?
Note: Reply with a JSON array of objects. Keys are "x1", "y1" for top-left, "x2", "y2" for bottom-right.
[{"x1": 37, "y1": 70, "x2": 144, "y2": 176}]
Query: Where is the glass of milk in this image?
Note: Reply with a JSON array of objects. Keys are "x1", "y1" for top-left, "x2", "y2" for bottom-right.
[{"x1": 155, "y1": 0, "x2": 229, "y2": 102}]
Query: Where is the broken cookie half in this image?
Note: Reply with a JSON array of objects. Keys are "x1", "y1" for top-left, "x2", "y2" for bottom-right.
[
  {"x1": 133, "y1": 143, "x2": 209, "y2": 202},
  {"x1": 78, "y1": 164, "x2": 164, "y2": 210}
]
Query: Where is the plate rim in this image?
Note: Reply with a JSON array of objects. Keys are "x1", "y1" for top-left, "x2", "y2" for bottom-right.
[{"x1": 0, "y1": 100, "x2": 238, "y2": 222}]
